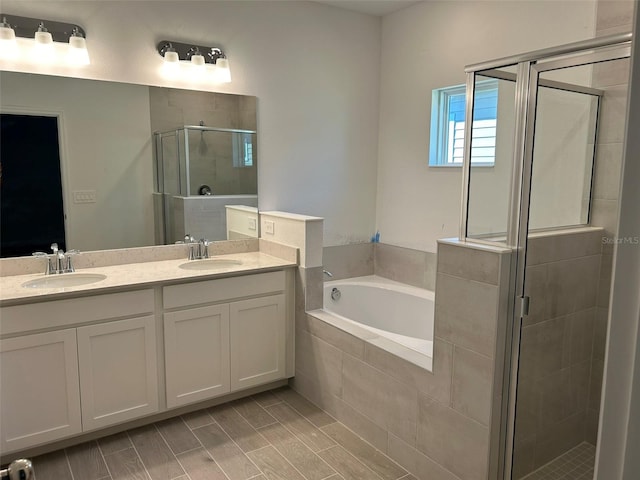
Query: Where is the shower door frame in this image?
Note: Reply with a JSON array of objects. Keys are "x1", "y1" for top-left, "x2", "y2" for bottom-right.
[{"x1": 459, "y1": 32, "x2": 632, "y2": 480}]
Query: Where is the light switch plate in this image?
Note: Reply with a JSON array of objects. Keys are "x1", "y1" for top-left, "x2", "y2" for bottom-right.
[
  {"x1": 73, "y1": 190, "x2": 97, "y2": 204},
  {"x1": 264, "y1": 220, "x2": 275, "y2": 235}
]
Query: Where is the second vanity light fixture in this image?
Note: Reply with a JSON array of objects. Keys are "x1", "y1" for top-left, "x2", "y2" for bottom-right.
[
  {"x1": 0, "y1": 13, "x2": 89, "y2": 65},
  {"x1": 157, "y1": 40, "x2": 231, "y2": 83}
]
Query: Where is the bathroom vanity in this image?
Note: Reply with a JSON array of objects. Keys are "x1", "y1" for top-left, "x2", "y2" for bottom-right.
[{"x1": 0, "y1": 250, "x2": 296, "y2": 457}]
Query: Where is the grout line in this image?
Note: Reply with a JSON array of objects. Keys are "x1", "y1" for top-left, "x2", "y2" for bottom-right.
[
  {"x1": 177, "y1": 427, "x2": 231, "y2": 480},
  {"x1": 153, "y1": 421, "x2": 190, "y2": 473},
  {"x1": 63, "y1": 449, "x2": 76, "y2": 480},
  {"x1": 125, "y1": 431, "x2": 153, "y2": 480}
]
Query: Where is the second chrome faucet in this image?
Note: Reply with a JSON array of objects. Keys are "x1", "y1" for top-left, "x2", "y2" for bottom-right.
[
  {"x1": 184, "y1": 235, "x2": 210, "y2": 260},
  {"x1": 33, "y1": 243, "x2": 80, "y2": 274}
]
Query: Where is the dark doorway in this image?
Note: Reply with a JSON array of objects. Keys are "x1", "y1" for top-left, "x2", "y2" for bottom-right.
[{"x1": 1, "y1": 113, "x2": 66, "y2": 257}]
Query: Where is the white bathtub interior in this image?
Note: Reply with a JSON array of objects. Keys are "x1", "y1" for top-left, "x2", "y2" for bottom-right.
[{"x1": 318, "y1": 275, "x2": 435, "y2": 371}]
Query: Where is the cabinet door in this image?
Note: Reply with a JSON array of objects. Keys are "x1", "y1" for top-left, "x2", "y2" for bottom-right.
[
  {"x1": 77, "y1": 316, "x2": 158, "y2": 431},
  {"x1": 164, "y1": 304, "x2": 230, "y2": 408},
  {"x1": 0, "y1": 329, "x2": 82, "y2": 453},
  {"x1": 230, "y1": 295, "x2": 286, "y2": 391}
]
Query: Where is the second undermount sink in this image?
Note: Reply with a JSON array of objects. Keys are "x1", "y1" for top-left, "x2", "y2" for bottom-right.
[
  {"x1": 22, "y1": 273, "x2": 107, "y2": 289},
  {"x1": 179, "y1": 258, "x2": 243, "y2": 271}
]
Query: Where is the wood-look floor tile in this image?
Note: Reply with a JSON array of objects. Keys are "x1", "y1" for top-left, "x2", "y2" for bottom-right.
[
  {"x1": 32, "y1": 450, "x2": 73, "y2": 480},
  {"x1": 247, "y1": 445, "x2": 305, "y2": 480},
  {"x1": 258, "y1": 422, "x2": 335, "y2": 480},
  {"x1": 182, "y1": 409, "x2": 215, "y2": 430},
  {"x1": 266, "y1": 403, "x2": 335, "y2": 452},
  {"x1": 176, "y1": 448, "x2": 228, "y2": 480},
  {"x1": 274, "y1": 389, "x2": 336, "y2": 428},
  {"x1": 321, "y1": 423, "x2": 406, "y2": 480},
  {"x1": 171, "y1": 476, "x2": 189, "y2": 480},
  {"x1": 321, "y1": 476, "x2": 344, "y2": 480},
  {"x1": 128, "y1": 425, "x2": 185, "y2": 480},
  {"x1": 156, "y1": 416, "x2": 201, "y2": 455},
  {"x1": 399, "y1": 475, "x2": 417, "y2": 480},
  {"x1": 66, "y1": 440, "x2": 110, "y2": 480},
  {"x1": 318, "y1": 445, "x2": 381, "y2": 480},
  {"x1": 232, "y1": 397, "x2": 278, "y2": 429},
  {"x1": 209, "y1": 404, "x2": 270, "y2": 453},
  {"x1": 248, "y1": 476, "x2": 267, "y2": 480},
  {"x1": 104, "y1": 447, "x2": 151, "y2": 480},
  {"x1": 192, "y1": 422, "x2": 260, "y2": 480},
  {"x1": 99, "y1": 431, "x2": 133, "y2": 455},
  {"x1": 252, "y1": 390, "x2": 282, "y2": 408}
]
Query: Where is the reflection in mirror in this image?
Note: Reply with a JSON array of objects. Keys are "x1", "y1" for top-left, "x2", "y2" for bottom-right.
[
  {"x1": 0, "y1": 72, "x2": 258, "y2": 257},
  {"x1": 154, "y1": 123, "x2": 257, "y2": 244}
]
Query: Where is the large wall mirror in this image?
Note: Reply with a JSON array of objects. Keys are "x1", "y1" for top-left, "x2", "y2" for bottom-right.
[{"x1": 0, "y1": 71, "x2": 258, "y2": 258}]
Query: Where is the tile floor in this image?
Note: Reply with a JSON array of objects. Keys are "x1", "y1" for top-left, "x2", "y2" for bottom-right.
[
  {"x1": 521, "y1": 442, "x2": 595, "y2": 480},
  {"x1": 30, "y1": 387, "x2": 416, "y2": 480}
]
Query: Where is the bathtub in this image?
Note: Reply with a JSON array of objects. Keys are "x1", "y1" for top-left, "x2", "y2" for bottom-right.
[{"x1": 320, "y1": 275, "x2": 434, "y2": 368}]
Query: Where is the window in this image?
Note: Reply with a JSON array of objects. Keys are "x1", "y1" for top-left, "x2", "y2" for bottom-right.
[
  {"x1": 429, "y1": 80, "x2": 498, "y2": 166},
  {"x1": 232, "y1": 132, "x2": 254, "y2": 167}
]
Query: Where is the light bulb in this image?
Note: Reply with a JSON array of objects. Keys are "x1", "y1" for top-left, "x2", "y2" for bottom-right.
[
  {"x1": 68, "y1": 28, "x2": 90, "y2": 66},
  {"x1": 161, "y1": 45, "x2": 180, "y2": 78},
  {"x1": 213, "y1": 57, "x2": 231, "y2": 83},
  {"x1": 33, "y1": 22, "x2": 54, "y2": 61},
  {"x1": 0, "y1": 18, "x2": 17, "y2": 59}
]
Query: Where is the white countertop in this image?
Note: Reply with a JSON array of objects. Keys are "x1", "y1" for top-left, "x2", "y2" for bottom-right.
[{"x1": 0, "y1": 252, "x2": 296, "y2": 306}]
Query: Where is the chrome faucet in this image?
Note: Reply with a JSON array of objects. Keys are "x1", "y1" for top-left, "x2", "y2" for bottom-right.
[
  {"x1": 33, "y1": 243, "x2": 79, "y2": 274},
  {"x1": 184, "y1": 234, "x2": 210, "y2": 260},
  {"x1": 323, "y1": 269, "x2": 333, "y2": 278}
]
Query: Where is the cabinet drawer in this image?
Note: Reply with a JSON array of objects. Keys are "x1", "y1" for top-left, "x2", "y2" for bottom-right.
[
  {"x1": 0, "y1": 289, "x2": 155, "y2": 336},
  {"x1": 163, "y1": 271, "x2": 285, "y2": 309}
]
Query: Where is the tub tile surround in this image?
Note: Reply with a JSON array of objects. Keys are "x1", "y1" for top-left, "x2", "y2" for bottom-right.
[
  {"x1": 295, "y1": 237, "x2": 512, "y2": 480},
  {"x1": 322, "y1": 242, "x2": 436, "y2": 289},
  {"x1": 374, "y1": 243, "x2": 437, "y2": 291}
]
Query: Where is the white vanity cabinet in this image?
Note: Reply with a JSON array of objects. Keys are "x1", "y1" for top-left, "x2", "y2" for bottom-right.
[
  {"x1": 162, "y1": 270, "x2": 289, "y2": 407},
  {"x1": 0, "y1": 265, "x2": 293, "y2": 456},
  {"x1": 0, "y1": 329, "x2": 82, "y2": 453},
  {"x1": 164, "y1": 304, "x2": 231, "y2": 408},
  {"x1": 0, "y1": 289, "x2": 157, "y2": 454},
  {"x1": 230, "y1": 295, "x2": 286, "y2": 390},
  {"x1": 77, "y1": 315, "x2": 158, "y2": 430}
]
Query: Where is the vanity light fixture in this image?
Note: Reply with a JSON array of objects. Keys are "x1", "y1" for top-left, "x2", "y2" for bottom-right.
[
  {"x1": 157, "y1": 40, "x2": 231, "y2": 83},
  {"x1": 0, "y1": 13, "x2": 90, "y2": 65}
]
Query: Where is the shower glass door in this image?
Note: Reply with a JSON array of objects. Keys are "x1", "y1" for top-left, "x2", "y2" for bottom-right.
[
  {"x1": 461, "y1": 35, "x2": 631, "y2": 480},
  {"x1": 509, "y1": 48, "x2": 630, "y2": 480}
]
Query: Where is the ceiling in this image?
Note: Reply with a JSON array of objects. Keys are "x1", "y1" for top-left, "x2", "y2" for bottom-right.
[{"x1": 314, "y1": 0, "x2": 421, "y2": 16}]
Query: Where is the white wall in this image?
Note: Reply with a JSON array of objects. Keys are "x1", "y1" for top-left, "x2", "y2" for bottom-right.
[
  {"x1": 377, "y1": 0, "x2": 597, "y2": 251},
  {"x1": 0, "y1": 0, "x2": 381, "y2": 247}
]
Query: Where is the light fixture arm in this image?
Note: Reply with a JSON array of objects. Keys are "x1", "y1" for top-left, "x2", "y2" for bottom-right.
[{"x1": 156, "y1": 40, "x2": 227, "y2": 65}]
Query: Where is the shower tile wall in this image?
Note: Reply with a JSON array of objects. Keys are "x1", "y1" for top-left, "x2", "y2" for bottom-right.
[
  {"x1": 296, "y1": 240, "x2": 512, "y2": 480},
  {"x1": 515, "y1": 229, "x2": 603, "y2": 478}
]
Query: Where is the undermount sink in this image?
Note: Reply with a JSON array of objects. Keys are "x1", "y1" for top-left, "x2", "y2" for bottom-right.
[
  {"x1": 179, "y1": 258, "x2": 243, "y2": 271},
  {"x1": 22, "y1": 273, "x2": 107, "y2": 289}
]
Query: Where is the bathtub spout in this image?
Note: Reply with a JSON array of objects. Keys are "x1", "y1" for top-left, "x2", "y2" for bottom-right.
[{"x1": 323, "y1": 269, "x2": 333, "y2": 278}]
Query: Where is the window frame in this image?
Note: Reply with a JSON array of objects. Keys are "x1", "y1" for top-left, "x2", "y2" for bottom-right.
[{"x1": 429, "y1": 80, "x2": 498, "y2": 168}]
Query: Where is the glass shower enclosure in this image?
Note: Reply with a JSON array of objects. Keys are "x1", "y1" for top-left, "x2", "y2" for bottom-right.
[
  {"x1": 153, "y1": 125, "x2": 258, "y2": 244},
  {"x1": 460, "y1": 34, "x2": 632, "y2": 480}
]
